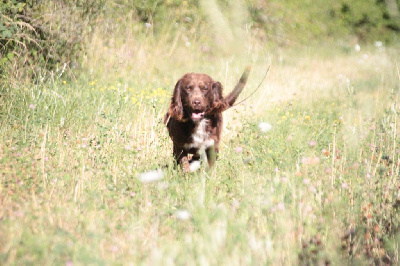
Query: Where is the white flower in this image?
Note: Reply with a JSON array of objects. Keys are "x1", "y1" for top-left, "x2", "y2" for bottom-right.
[
  {"x1": 355, "y1": 44, "x2": 360, "y2": 52},
  {"x1": 137, "y1": 169, "x2": 164, "y2": 183},
  {"x1": 258, "y1": 122, "x2": 272, "y2": 132},
  {"x1": 277, "y1": 202, "x2": 285, "y2": 211},
  {"x1": 125, "y1": 145, "x2": 132, "y2": 150},
  {"x1": 189, "y1": 161, "x2": 201, "y2": 172},
  {"x1": 175, "y1": 210, "x2": 191, "y2": 220},
  {"x1": 374, "y1": 41, "x2": 383, "y2": 47}
]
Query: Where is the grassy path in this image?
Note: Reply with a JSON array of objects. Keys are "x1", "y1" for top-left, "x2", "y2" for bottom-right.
[{"x1": 1, "y1": 45, "x2": 399, "y2": 265}]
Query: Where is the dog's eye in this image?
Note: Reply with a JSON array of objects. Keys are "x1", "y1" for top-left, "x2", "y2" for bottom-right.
[
  {"x1": 186, "y1": 86, "x2": 193, "y2": 91},
  {"x1": 201, "y1": 86, "x2": 208, "y2": 91}
]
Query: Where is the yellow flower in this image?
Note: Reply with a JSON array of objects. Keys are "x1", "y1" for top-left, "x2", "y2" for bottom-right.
[
  {"x1": 305, "y1": 115, "x2": 311, "y2": 121},
  {"x1": 63, "y1": 81, "x2": 67, "y2": 85}
]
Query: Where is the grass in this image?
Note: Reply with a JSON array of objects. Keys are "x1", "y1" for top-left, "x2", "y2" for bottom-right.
[{"x1": 1, "y1": 42, "x2": 400, "y2": 265}]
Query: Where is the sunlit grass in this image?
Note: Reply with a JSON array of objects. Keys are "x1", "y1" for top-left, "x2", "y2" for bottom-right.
[{"x1": 1, "y1": 41, "x2": 400, "y2": 265}]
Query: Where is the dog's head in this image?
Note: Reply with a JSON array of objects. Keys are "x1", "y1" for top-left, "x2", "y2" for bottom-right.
[{"x1": 168, "y1": 73, "x2": 224, "y2": 122}]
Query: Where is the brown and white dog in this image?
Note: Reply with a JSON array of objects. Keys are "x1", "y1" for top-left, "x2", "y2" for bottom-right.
[{"x1": 164, "y1": 67, "x2": 251, "y2": 172}]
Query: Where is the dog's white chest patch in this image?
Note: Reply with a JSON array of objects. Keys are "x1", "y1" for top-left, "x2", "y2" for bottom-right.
[{"x1": 184, "y1": 119, "x2": 214, "y2": 150}]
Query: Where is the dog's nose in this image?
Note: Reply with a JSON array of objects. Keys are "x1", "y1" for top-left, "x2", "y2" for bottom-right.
[{"x1": 193, "y1": 100, "x2": 200, "y2": 106}]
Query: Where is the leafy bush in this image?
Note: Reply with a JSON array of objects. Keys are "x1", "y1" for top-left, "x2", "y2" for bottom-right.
[
  {"x1": 1, "y1": 0, "x2": 400, "y2": 84},
  {"x1": 330, "y1": 0, "x2": 400, "y2": 41},
  {"x1": 0, "y1": 0, "x2": 105, "y2": 83}
]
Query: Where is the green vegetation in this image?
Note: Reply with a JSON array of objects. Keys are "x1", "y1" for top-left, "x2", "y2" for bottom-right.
[
  {"x1": 1, "y1": 0, "x2": 400, "y2": 265},
  {"x1": 2, "y1": 0, "x2": 400, "y2": 82}
]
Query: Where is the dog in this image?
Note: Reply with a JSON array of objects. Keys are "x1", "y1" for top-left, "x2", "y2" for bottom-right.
[{"x1": 164, "y1": 67, "x2": 251, "y2": 172}]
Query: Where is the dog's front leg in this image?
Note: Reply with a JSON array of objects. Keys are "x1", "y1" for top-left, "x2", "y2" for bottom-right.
[{"x1": 174, "y1": 147, "x2": 190, "y2": 173}]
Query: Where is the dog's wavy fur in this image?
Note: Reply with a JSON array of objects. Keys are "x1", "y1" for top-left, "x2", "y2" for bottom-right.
[{"x1": 165, "y1": 67, "x2": 251, "y2": 172}]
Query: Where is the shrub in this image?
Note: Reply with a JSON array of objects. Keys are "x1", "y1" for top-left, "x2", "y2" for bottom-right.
[{"x1": 0, "y1": 0, "x2": 105, "y2": 83}]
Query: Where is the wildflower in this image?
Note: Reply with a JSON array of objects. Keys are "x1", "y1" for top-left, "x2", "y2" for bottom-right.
[
  {"x1": 277, "y1": 202, "x2": 285, "y2": 211},
  {"x1": 176, "y1": 209, "x2": 191, "y2": 220},
  {"x1": 63, "y1": 81, "x2": 67, "y2": 85},
  {"x1": 144, "y1": 23, "x2": 152, "y2": 28},
  {"x1": 258, "y1": 122, "x2": 272, "y2": 132},
  {"x1": 325, "y1": 168, "x2": 332, "y2": 174},
  {"x1": 137, "y1": 169, "x2": 164, "y2": 183},
  {"x1": 322, "y1": 149, "x2": 330, "y2": 156},
  {"x1": 309, "y1": 140, "x2": 317, "y2": 147},
  {"x1": 29, "y1": 104, "x2": 35, "y2": 109},
  {"x1": 281, "y1": 176, "x2": 288, "y2": 183},
  {"x1": 341, "y1": 182, "x2": 348, "y2": 189},
  {"x1": 235, "y1": 146, "x2": 243, "y2": 153},
  {"x1": 310, "y1": 157, "x2": 320, "y2": 164},
  {"x1": 355, "y1": 44, "x2": 360, "y2": 52},
  {"x1": 375, "y1": 41, "x2": 383, "y2": 47},
  {"x1": 374, "y1": 225, "x2": 381, "y2": 233},
  {"x1": 301, "y1": 157, "x2": 309, "y2": 164},
  {"x1": 125, "y1": 145, "x2": 132, "y2": 151},
  {"x1": 109, "y1": 245, "x2": 118, "y2": 253},
  {"x1": 303, "y1": 178, "x2": 310, "y2": 185},
  {"x1": 301, "y1": 156, "x2": 320, "y2": 165},
  {"x1": 305, "y1": 115, "x2": 311, "y2": 121}
]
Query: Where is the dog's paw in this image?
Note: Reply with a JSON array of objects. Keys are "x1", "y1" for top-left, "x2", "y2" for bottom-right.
[{"x1": 189, "y1": 160, "x2": 201, "y2": 172}]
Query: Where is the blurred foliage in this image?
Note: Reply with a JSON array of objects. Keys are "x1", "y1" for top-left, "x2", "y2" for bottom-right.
[
  {"x1": 0, "y1": 0, "x2": 106, "y2": 83},
  {"x1": 1, "y1": 0, "x2": 400, "y2": 83},
  {"x1": 330, "y1": 0, "x2": 400, "y2": 41}
]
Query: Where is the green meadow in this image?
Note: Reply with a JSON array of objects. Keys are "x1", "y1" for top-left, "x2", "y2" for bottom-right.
[{"x1": 1, "y1": 1, "x2": 400, "y2": 265}]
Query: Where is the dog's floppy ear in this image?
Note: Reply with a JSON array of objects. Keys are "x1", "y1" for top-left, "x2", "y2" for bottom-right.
[
  {"x1": 209, "y1": 81, "x2": 228, "y2": 113},
  {"x1": 168, "y1": 79, "x2": 184, "y2": 120}
]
